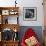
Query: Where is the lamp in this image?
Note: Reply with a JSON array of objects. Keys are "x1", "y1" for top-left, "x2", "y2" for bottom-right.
[
  {"x1": 13, "y1": 28, "x2": 18, "y2": 41},
  {"x1": 14, "y1": 28, "x2": 17, "y2": 32}
]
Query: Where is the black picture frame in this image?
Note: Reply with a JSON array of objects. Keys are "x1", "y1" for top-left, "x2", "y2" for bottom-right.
[{"x1": 23, "y1": 7, "x2": 37, "y2": 21}]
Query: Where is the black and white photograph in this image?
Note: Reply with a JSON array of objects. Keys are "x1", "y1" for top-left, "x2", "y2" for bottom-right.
[{"x1": 23, "y1": 7, "x2": 37, "y2": 21}]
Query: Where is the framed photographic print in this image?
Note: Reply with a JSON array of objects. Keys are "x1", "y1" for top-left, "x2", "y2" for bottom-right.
[
  {"x1": 2, "y1": 10, "x2": 9, "y2": 15},
  {"x1": 23, "y1": 7, "x2": 37, "y2": 21}
]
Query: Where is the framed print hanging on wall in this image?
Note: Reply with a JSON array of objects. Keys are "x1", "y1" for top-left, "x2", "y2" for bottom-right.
[{"x1": 23, "y1": 7, "x2": 37, "y2": 21}]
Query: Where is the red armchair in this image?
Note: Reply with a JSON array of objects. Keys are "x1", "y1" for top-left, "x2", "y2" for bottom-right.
[{"x1": 21, "y1": 28, "x2": 41, "y2": 46}]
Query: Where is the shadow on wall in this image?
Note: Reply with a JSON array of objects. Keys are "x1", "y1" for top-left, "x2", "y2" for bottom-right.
[{"x1": 18, "y1": 26, "x2": 43, "y2": 44}]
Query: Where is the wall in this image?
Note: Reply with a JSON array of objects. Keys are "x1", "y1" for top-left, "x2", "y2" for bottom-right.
[
  {"x1": 0, "y1": 0, "x2": 15, "y2": 7},
  {"x1": 18, "y1": 0, "x2": 44, "y2": 26},
  {"x1": 0, "y1": 0, "x2": 44, "y2": 26},
  {"x1": 18, "y1": 26, "x2": 43, "y2": 44}
]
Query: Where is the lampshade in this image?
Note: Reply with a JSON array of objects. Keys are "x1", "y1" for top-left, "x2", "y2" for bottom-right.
[{"x1": 13, "y1": 28, "x2": 17, "y2": 32}]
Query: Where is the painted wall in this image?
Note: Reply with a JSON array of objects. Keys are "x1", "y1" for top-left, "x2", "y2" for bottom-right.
[
  {"x1": 18, "y1": 26, "x2": 44, "y2": 44},
  {"x1": 18, "y1": 0, "x2": 44, "y2": 26},
  {"x1": 0, "y1": 0, "x2": 44, "y2": 26}
]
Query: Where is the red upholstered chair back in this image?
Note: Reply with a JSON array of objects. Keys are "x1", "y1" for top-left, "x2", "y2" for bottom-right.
[{"x1": 21, "y1": 28, "x2": 41, "y2": 46}]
